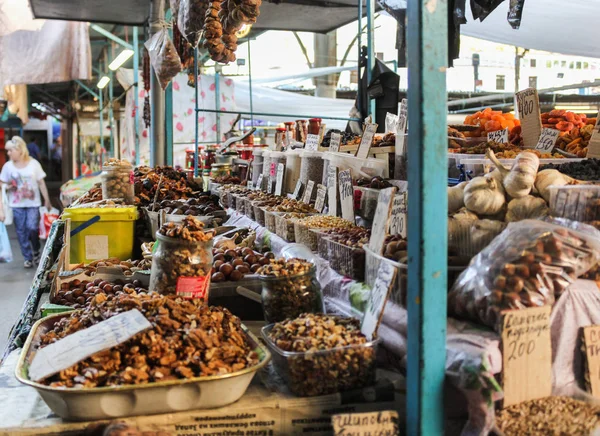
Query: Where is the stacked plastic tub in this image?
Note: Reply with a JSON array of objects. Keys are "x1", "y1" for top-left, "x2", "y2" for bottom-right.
[
  {"x1": 284, "y1": 149, "x2": 302, "y2": 195},
  {"x1": 299, "y1": 150, "x2": 325, "y2": 201},
  {"x1": 251, "y1": 148, "x2": 266, "y2": 188}
]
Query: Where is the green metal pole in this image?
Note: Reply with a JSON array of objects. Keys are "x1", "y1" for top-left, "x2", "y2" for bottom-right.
[
  {"x1": 194, "y1": 48, "x2": 199, "y2": 177},
  {"x1": 215, "y1": 72, "x2": 221, "y2": 143},
  {"x1": 366, "y1": 0, "x2": 376, "y2": 121},
  {"x1": 108, "y1": 48, "x2": 115, "y2": 158},
  {"x1": 406, "y1": 0, "x2": 448, "y2": 434},
  {"x1": 247, "y1": 39, "x2": 254, "y2": 127},
  {"x1": 357, "y1": 0, "x2": 362, "y2": 119},
  {"x1": 99, "y1": 60, "x2": 104, "y2": 165},
  {"x1": 133, "y1": 26, "x2": 140, "y2": 165},
  {"x1": 165, "y1": 19, "x2": 174, "y2": 166}
]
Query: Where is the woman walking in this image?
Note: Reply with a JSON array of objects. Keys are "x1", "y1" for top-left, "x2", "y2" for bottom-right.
[{"x1": 0, "y1": 136, "x2": 52, "y2": 268}]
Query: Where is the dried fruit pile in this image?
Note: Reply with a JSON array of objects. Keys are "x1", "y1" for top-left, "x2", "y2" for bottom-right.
[
  {"x1": 463, "y1": 108, "x2": 521, "y2": 138},
  {"x1": 38, "y1": 293, "x2": 259, "y2": 387}
]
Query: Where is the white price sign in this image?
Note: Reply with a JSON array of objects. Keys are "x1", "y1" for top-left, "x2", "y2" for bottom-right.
[
  {"x1": 389, "y1": 192, "x2": 407, "y2": 238},
  {"x1": 247, "y1": 180, "x2": 254, "y2": 190},
  {"x1": 329, "y1": 132, "x2": 341, "y2": 153},
  {"x1": 487, "y1": 128, "x2": 509, "y2": 143},
  {"x1": 327, "y1": 166, "x2": 337, "y2": 216},
  {"x1": 256, "y1": 174, "x2": 264, "y2": 192},
  {"x1": 356, "y1": 123, "x2": 378, "y2": 159},
  {"x1": 361, "y1": 261, "x2": 397, "y2": 340},
  {"x1": 338, "y1": 169, "x2": 354, "y2": 223},
  {"x1": 275, "y1": 163, "x2": 285, "y2": 196},
  {"x1": 535, "y1": 128, "x2": 560, "y2": 153},
  {"x1": 368, "y1": 187, "x2": 397, "y2": 255},
  {"x1": 29, "y1": 310, "x2": 152, "y2": 382},
  {"x1": 395, "y1": 99, "x2": 408, "y2": 157},
  {"x1": 292, "y1": 180, "x2": 303, "y2": 200},
  {"x1": 516, "y1": 88, "x2": 542, "y2": 148},
  {"x1": 314, "y1": 184, "x2": 327, "y2": 212},
  {"x1": 305, "y1": 134, "x2": 320, "y2": 151},
  {"x1": 302, "y1": 180, "x2": 315, "y2": 204},
  {"x1": 267, "y1": 176, "x2": 273, "y2": 194}
]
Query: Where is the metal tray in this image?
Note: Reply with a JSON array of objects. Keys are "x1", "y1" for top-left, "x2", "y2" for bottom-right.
[{"x1": 15, "y1": 313, "x2": 271, "y2": 421}]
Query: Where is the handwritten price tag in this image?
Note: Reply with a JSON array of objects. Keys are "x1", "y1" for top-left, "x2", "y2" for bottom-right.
[
  {"x1": 302, "y1": 180, "x2": 315, "y2": 204},
  {"x1": 501, "y1": 306, "x2": 552, "y2": 406},
  {"x1": 247, "y1": 180, "x2": 254, "y2": 190},
  {"x1": 338, "y1": 169, "x2": 354, "y2": 223},
  {"x1": 516, "y1": 88, "x2": 542, "y2": 148},
  {"x1": 29, "y1": 310, "x2": 152, "y2": 382},
  {"x1": 395, "y1": 99, "x2": 408, "y2": 157},
  {"x1": 314, "y1": 184, "x2": 327, "y2": 212},
  {"x1": 327, "y1": 166, "x2": 337, "y2": 216},
  {"x1": 332, "y1": 411, "x2": 399, "y2": 436},
  {"x1": 292, "y1": 180, "x2": 303, "y2": 200},
  {"x1": 583, "y1": 325, "x2": 600, "y2": 397},
  {"x1": 275, "y1": 163, "x2": 285, "y2": 196},
  {"x1": 534, "y1": 128, "x2": 560, "y2": 153},
  {"x1": 389, "y1": 192, "x2": 407, "y2": 238},
  {"x1": 329, "y1": 132, "x2": 341, "y2": 153},
  {"x1": 361, "y1": 260, "x2": 397, "y2": 340},
  {"x1": 256, "y1": 174, "x2": 264, "y2": 192},
  {"x1": 305, "y1": 134, "x2": 320, "y2": 151},
  {"x1": 368, "y1": 187, "x2": 397, "y2": 255},
  {"x1": 356, "y1": 123, "x2": 378, "y2": 159},
  {"x1": 487, "y1": 128, "x2": 509, "y2": 144}
]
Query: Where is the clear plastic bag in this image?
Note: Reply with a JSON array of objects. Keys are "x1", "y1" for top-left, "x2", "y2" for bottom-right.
[
  {"x1": 177, "y1": 0, "x2": 207, "y2": 48},
  {"x1": 448, "y1": 220, "x2": 600, "y2": 330},
  {"x1": 144, "y1": 28, "x2": 182, "y2": 90},
  {"x1": 0, "y1": 223, "x2": 12, "y2": 263}
]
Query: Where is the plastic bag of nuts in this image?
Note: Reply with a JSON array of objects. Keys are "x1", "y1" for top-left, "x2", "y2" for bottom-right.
[
  {"x1": 257, "y1": 258, "x2": 324, "y2": 323},
  {"x1": 448, "y1": 220, "x2": 600, "y2": 330},
  {"x1": 101, "y1": 159, "x2": 135, "y2": 204},
  {"x1": 149, "y1": 216, "x2": 214, "y2": 298},
  {"x1": 261, "y1": 314, "x2": 378, "y2": 396}
]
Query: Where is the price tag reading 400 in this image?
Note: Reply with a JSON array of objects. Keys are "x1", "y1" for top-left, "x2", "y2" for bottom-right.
[
  {"x1": 338, "y1": 169, "x2": 354, "y2": 223},
  {"x1": 516, "y1": 88, "x2": 542, "y2": 149}
]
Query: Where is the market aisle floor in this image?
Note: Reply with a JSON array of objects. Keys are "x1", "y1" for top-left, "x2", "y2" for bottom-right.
[{"x1": 0, "y1": 225, "x2": 36, "y2": 352}]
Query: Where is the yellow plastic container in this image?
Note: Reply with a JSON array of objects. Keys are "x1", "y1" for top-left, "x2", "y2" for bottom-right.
[{"x1": 62, "y1": 206, "x2": 138, "y2": 264}]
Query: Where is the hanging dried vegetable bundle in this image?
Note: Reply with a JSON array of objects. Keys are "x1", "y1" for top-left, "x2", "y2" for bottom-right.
[
  {"x1": 142, "y1": 48, "x2": 151, "y2": 128},
  {"x1": 202, "y1": 1, "x2": 235, "y2": 64},
  {"x1": 144, "y1": 27, "x2": 183, "y2": 90},
  {"x1": 177, "y1": 0, "x2": 209, "y2": 48}
]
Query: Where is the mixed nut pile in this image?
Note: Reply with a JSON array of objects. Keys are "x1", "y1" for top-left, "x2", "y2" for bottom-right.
[
  {"x1": 134, "y1": 166, "x2": 201, "y2": 205},
  {"x1": 157, "y1": 196, "x2": 223, "y2": 216},
  {"x1": 267, "y1": 314, "x2": 376, "y2": 396},
  {"x1": 258, "y1": 259, "x2": 322, "y2": 323},
  {"x1": 101, "y1": 159, "x2": 135, "y2": 204},
  {"x1": 39, "y1": 294, "x2": 259, "y2": 387}
]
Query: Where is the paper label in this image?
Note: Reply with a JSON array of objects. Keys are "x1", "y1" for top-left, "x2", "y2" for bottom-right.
[
  {"x1": 269, "y1": 162, "x2": 277, "y2": 177},
  {"x1": 84, "y1": 235, "x2": 109, "y2": 260},
  {"x1": 247, "y1": 180, "x2": 254, "y2": 190},
  {"x1": 256, "y1": 174, "x2": 264, "y2": 192},
  {"x1": 302, "y1": 180, "x2": 315, "y2": 204},
  {"x1": 176, "y1": 275, "x2": 210, "y2": 300},
  {"x1": 534, "y1": 128, "x2": 560, "y2": 153},
  {"x1": 292, "y1": 180, "x2": 303, "y2": 200},
  {"x1": 332, "y1": 411, "x2": 399, "y2": 436},
  {"x1": 330, "y1": 132, "x2": 341, "y2": 153},
  {"x1": 487, "y1": 128, "x2": 509, "y2": 143},
  {"x1": 314, "y1": 184, "x2": 327, "y2": 213},
  {"x1": 29, "y1": 309, "x2": 152, "y2": 382},
  {"x1": 361, "y1": 261, "x2": 397, "y2": 340},
  {"x1": 356, "y1": 123, "x2": 378, "y2": 159},
  {"x1": 583, "y1": 325, "x2": 600, "y2": 397},
  {"x1": 395, "y1": 99, "x2": 408, "y2": 157},
  {"x1": 338, "y1": 169, "x2": 354, "y2": 223},
  {"x1": 516, "y1": 88, "x2": 542, "y2": 148},
  {"x1": 368, "y1": 187, "x2": 397, "y2": 255},
  {"x1": 274, "y1": 163, "x2": 285, "y2": 196},
  {"x1": 305, "y1": 134, "x2": 320, "y2": 151},
  {"x1": 267, "y1": 176, "x2": 273, "y2": 194},
  {"x1": 389, "y1": 192, "x2": 407, "y2": 238},
  {"x1": 501, "y1": 306, "x2": 552, "y2": 407},
  {"x1": 327, "y1": 166, "x2": 338, "y2": 217}
]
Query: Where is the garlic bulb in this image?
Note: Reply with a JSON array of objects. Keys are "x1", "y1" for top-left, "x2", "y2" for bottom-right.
[
  {"x1": 463, "y1": 174, "x2": 506, "y2": 215},
  {"x1": 535, "y1": 169, "x2": 576, "y2": 202},
  {"x1": 486, "y1": 149, "x2": 539, "y2": 198},
  {"x1": 448, "y1": 181, "x2": 468, "y2": 214},
  {"x1": 505, "y1": 196, "x2": 549, "y2": 222}
]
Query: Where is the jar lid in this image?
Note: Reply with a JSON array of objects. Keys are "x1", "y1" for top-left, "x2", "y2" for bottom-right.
[
  {"x1": 309, "y1": 118, "x2": 322, "y2": 122},
  {"x1": 269, "y1": 151, "x2": 286, "y2": 158},
  {"x1": 211, "y1": 163, "x2": 232, "y2": 168},
  {"x1": 284, "y1": 121, "x2": 295, "y2": 126},
  {"x1": 300, "y1": 149, "x2": 323, "y2": 158},
  {"x1": 276, "y1": 127, "x2": 286, "y2": 132}
]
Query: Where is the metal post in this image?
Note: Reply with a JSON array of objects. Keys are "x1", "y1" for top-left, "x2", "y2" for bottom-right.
[
  {"x1": 357, "y1": 0, "x2": 362, "y2": 118},
  {"x1": 150, "y1": 0, "x2": 166, "y2": 167},
  {"x1": 215, "y1": 72, "x2": 221, "y2": 143},
  {"x1": 366, "y1": 0, "x2": 376, "y2": 121},
  {"x1": 165, "y1": 21, "x2": 174, "y2": 166},
  {"x1": 99, "y1": 60, "x2": 104, "y2": 165},
  {"x1": 108, "y1": 48, "x2": 115, "y2": 158},
  {"x1": 247, "y1": 39, "x2": 254, "y2": 127},
  {"x1": 406, "y1": 0, "x2": 448, "y2": 434},
  {"x1": 133, "y1": 26, "x2": 140, "y2": 165},
  {"x1": 194, "y1": 48, "x2": 199, "y2": 177}
]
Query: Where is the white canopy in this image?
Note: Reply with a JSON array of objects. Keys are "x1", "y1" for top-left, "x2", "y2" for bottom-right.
[{"x1": 462, "y1": 0, "x2": 600, "y2": 58}]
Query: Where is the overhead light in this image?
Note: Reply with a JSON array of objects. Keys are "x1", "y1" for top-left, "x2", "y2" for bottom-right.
[
  {"x1": 108, "y1": 49, "x2": 134, "y2": 71},
  {"x1": 554, "y1": 105, "x2": 597, "y2": 111},
  {"x1": 236, "y1": 24, "x2": 252, "y2": 39},
  {"x1": 97, "y1": 76, "x2": 110, "y2": 89}
]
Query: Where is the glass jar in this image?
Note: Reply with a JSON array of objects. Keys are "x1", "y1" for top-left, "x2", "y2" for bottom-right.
[
  {"x1": 308, "y1": 118, "x2": 322, "y2": 135},
  {"x1": 149, "y1": 233, "x2": 214, "y2": 297},
  {"x1": 260, "y1": 266, "x2": 324, "y2": 323},
  {"x1": 101, "y1": 163, "x2": 135, "y2": 204},
  {"x1": 296, "y1": 120, "x2": 308, "y2": 143},
  {"x1": 211, "y1": 163, "x2": 232, "y2": 178},
  {"x1": 237, "y1": 146, "x2": 253, "y2": 160},
  {"x1": 242, "y1": 131, "x2": 254, "y2": 146},
  {"x1": 284, "y1": 121, "x2": 296, "y2": 145},
  {"x1": 202, "y1": 145, "x2": 217, "y2": 169},
  {"x1": 274, "y1": 128, "x2": 287, "y2": 149}
]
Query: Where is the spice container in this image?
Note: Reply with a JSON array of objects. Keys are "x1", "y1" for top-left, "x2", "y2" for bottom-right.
[
  {"x1": 284, "y1": 121, "x2": 296, "y2": 143},
  {"x1": 275, "y1": 212, "x2": 315, "y2": 242},
  {"x1": 243, "y1": 197, "x2": 255, "y2": 220},
  {"x1": 100, "y1": 160, "x2": 135, "y2": 204},
  {"x1": 237, "y1": 146, "x2": 253, "y2": 161},
  {"x1": 296, "y1": 120, "x2": 308, "y2": 143},
  {"x1": 293, "y1": 216, "x2": 355, "y2": 251},
  {"x1": 202, "y1": 145, "x2": 217, "y2": 169},
  {"x1": 251, "y1": 148, "x2": 265, "y2": 187},
  {"x1": 211, "y1": 163, "x2": 232, "y2": 178},
  {"x1": 308, "y1": 118, "x2": 322, "y2": 135},
  {"x1": 299, "y1": 150, "x2": 324, "y2": 201},
  {"x1": 149, "y1": 218, "x2": 214, "y2": 297},
  {"x1": 257, "y1": 259, "x2": 324, "y2": 323},
  {"x1": 321, "y1": 152, "x2": 334, "y2": 185},
  {"x1": 264, "y1": 208, "x2": 278, "y2": 233},
  {"x1": 284, "y1": 149, "x2": 302, "y2": 194},
  {"x1": 269, "y1": 151, "x2": 286, "y2": 185},
  {"x1": 253, "y1": 201, "x2": 267, "y2": 226},
  {"x1": 261, "y1": 150, "x2": 272, "y2": 190},
  {"x1": 261, "y1": 314, "x2": 378, "y2": 397}
]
